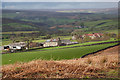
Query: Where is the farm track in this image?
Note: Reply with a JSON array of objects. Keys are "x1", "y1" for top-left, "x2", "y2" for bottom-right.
[
  {"x1": 2, "y1": 41, "x2": 119, "y2": 54},
  {"x1": 2, "y1": 45, "x2": 119, "y2": 79}
]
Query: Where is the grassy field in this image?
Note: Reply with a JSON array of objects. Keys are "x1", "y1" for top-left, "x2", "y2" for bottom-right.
[
  {"x1": 2, "y1": 31, "x2": 39, "y2": 34},
  {"x1": 2, "y1": 40, "x2": 12, "y2": 45},
  {"x1": 2, "y1": 43, "x2": 117, "y2": 65},
  {"x1": 33, "y1": 39, "x2": 46, "y2": 43},
  {"x1": 33, "y1": 39, "x2": 118, "y2": 50},
  {"x1": 32, "y1": 36, "x2": 72, "y2": 43},
  {"x1": 2, "y1": 13, "x2": 18, "y2": 18},
  {"x1": 2, "y1": 45, "x2": 119, "y2": 79},
  {"x1": 105, "y1": 30, "x2": 119, "y2": 34},
  {"x1": 2, "y1": 36, "x2": 72, "y2": 45},
  {"x1": 84, "y1": 19, "x2": 117, "y2": 27}
]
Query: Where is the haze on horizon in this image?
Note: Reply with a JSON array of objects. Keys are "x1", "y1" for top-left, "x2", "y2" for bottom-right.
[{"x1": 2, "y1": 2, "x2": 118, "y2": 10}]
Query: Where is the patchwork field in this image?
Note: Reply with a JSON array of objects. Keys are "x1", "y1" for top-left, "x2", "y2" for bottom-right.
[
  {"x1": 2, "y1": 43, "x2": 118, "y2": 65},
  {"x1": 85, "y1": 20, "x2": 117, "y2": 27}
]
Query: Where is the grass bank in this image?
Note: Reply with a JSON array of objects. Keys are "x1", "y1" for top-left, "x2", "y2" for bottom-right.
[{"x1": 2, "y1": 43, "x2": 117, "y2": 65}]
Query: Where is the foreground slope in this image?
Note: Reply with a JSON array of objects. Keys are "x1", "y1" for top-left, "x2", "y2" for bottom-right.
[
  {"x1": 2, "y1": 45, "x2": 119, "y2": 79},
  {"x1": 2, "y1": 43, "x2": 117, "y2": 65}
]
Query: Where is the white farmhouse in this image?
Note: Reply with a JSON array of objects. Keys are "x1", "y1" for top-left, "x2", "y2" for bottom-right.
[
  {"x1": 4, "y1": 42, "x2": 28, "y2": 52},
  {"x1": 43, "y1": 38, "x2": 61, "y2": 47}
]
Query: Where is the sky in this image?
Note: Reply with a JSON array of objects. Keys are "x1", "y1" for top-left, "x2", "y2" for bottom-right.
[
  {"x1": 1, "y1": 0, "x2": 120, "y2": 2},
  {"x1": 2, "y1": 2, "x2": 118, "y2": 10}
]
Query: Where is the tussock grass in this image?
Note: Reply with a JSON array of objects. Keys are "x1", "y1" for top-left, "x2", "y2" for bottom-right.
[{"x1": 2, "y1": 45, "x2": 119, "y2": 79}]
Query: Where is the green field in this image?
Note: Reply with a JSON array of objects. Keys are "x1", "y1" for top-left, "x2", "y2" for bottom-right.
[
  {"x1": 39, "y1": 39, "x2": 117, "y2": 50},
  {"x1": 2, "y1": 43, "x2": 117, "y2": 65},
  {"x1": 105, "y1": 30, "x2": 119, "y2": 34},
  {"x1": 2, "y1": 13, "x2": 18, "y2": 18},
  {"x1": 2, "y1": 31, "x2": 39, "y2": 34},
  {"x1": 2, "y1": 36, "x2": 117, "y2": 46},
  {"x1": 2, "y1": 40, "x2": 12, "y2": 45},
  {"x1": 32, "y1": 36, "x2": 72, "y2": 43},
  {"x1": 84, "y1": 19, "x2": 118, "y2": 27}
]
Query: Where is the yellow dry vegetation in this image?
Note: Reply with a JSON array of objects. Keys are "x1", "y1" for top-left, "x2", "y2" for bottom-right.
[{"x1": 2, "y1": 46, "x2": 119, "y2": 79}]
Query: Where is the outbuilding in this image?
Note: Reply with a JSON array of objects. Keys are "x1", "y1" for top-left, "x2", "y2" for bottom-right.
[{"x1": 4, "y1": 42, "x2": 28, "y2": 52}]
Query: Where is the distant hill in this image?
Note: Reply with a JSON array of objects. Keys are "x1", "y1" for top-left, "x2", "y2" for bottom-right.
[
  {"x1": 2, "y1": 18, "x2": 48, "y2": 32},
  {"x1": 2, "y1": 9, "x2": 118, "y2": 33},
  {"x1": 55, "y1": 8, "x2": 118, "y2": 14}
]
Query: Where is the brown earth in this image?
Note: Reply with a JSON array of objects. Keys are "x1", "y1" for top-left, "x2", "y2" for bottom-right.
[{"x1": 2, "y1": 45, "x2": 119, "y2": 79}]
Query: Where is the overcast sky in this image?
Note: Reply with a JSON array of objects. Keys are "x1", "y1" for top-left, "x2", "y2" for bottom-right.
[
  {"x1": 2, "y1": 2, "x2": 118, "y2": 10},
  {"x1": 1, "y1": 0, "x2": 120, "y2": 2}
]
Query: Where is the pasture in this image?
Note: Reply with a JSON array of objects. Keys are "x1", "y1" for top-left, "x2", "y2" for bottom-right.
[
  {"x1": 2, "y1": 40, "x2": 12, "y2": 45},
  {"x1": 2, "y1": 31, "x2": 39, "y2": 34},
  {"x1": 40, "y1": 39, "x2": 117, "y2": 50},
  {"x1": 84, "y1": 19, "x2": 117, "y2": 27},
  {"x1": 2, "y1": 43, "x2": 117, "y2": 65}
]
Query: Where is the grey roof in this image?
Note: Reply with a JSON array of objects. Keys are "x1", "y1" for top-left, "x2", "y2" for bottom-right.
[
  {"x1": 46, "y1": 39, "x2": 60, "y2": 42},
  {"x1": 61, "y1": 40, "x2": 78, "y2": 44}
]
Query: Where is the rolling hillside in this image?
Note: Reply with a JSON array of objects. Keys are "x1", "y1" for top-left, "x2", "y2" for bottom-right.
[
  {"x1": 2, "y1": 45, "x2": 119, "y2": 79},
  {"x1": 2, "y1": 42, "x2": 117, "y2": 65},
  {"x1": 2, "y1": 18, "x2": 48, "y2": 32},
  {"x1": 2, "y1": 9, "x2": 118, "y2": 32}
]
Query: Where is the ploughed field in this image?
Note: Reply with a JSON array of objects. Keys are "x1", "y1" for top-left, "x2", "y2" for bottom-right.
[{"x1": 2, "y1": 44, "x2": 119, "y2": 79}]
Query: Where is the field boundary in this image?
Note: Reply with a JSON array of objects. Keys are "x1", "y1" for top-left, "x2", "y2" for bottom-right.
[
  {"x1": 2, "y1": 41, "x2": 119, "y2": 54},
  {"x1": 20, "y1": 40, "x2": 120, "y2": 51},
  {"x1": 81, "y1": 43, "x2": 120, "y2": 58}
]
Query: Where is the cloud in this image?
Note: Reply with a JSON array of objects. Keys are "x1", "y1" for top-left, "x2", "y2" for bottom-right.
[
  {"x1": 2, "y1": 2, "x2": 118, "y2": 10},
  {"x1": 2, "y1": 0, "x2": 119, "y2": 2}
]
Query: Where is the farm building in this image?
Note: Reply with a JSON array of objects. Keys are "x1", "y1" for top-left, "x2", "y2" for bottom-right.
[
  {"x1": 82, "y1": 34, "x2": 96, "y2": 39},
  {"x1": 29, "y1": 42, "x2": 43, "y2": 48},
  {"x1": 61, "y1": 40, "x2": 78, "y2": 45},
  {"x1": 72, "y1": 33, "x2": 103, "y2": 40},
  {"x1": 4, "y1": 42, "x2": 28, "y2": 52},
  {"x1": 72, "y1": 36, "x2": 77, "y2": 40},
  {"x1": 82, "y1": 33, "x2": 103, "y2": 39},
  {"x1": 43, "y1": 38, "x2": 61, "y2": 47},
  {"x1": 43, "y1": 38, "x2": 78, "y2": 47}
]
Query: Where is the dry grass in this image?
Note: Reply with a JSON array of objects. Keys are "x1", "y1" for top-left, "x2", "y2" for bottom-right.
[{"x1": 2, "y1": 46, "x2": 119, "y2": 79}]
